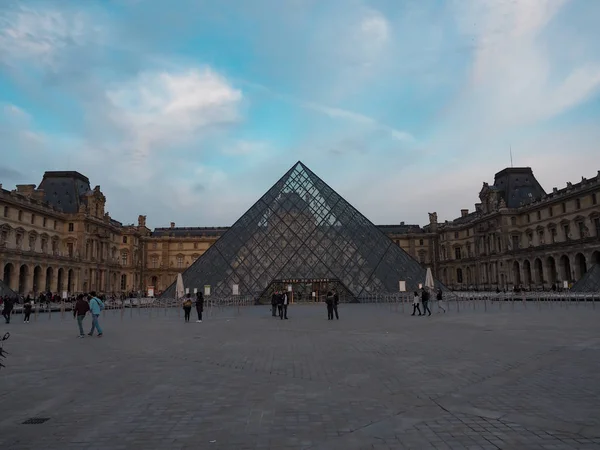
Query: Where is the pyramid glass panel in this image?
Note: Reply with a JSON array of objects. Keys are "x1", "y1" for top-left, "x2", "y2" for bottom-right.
[{"x1": 161, "y1": 162, "x2": 442, "y2": 299}]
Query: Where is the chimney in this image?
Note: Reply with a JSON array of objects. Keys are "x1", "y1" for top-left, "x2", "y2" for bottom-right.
[
  {"x1": 400, "y1": 221, "x2": 405, "y2": 226},
  {"x1": 475, "y1": 203, "x2": 482, "y2": 212},
  {"x1": 16, "y1": 184, "x2": 36, "y2": 196},
  {"x1": 553, "y1": 187, "x2": 558, "y2": 193},
  {"x1": 31, "y1": 189, "x2": 45, "y2": 202},
  {"x1": 170, "y1": 222, "x2": 175, "y2": 229},
  {"x1": 461, "y1": 209, "x2": 469, "y2": 217}
]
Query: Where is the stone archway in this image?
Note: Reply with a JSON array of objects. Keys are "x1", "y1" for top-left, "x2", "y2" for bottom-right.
[
  {"x1": 33, "y1": 266, "x2": 42, "y2": 294},
  {"x1": 574, "y1": 253, "x2": 587, "y2": 280},
  {"x1": 512, "y1": 261, "x2": 521, "y2": 286},
  {"x1": 523, "y1": 260, "x2": 532, "y2": 286},
  {"x1": 559, "y1": 255, "x2": 572, "y2": 282},
  {"x1": 2, "y1": 263, "x2": 15, "y2": 289},
  {"x1": 45, "y1": 267, "x2": 54, "y2": 292},
  {"x1": 546, "y1": 256, "x2": 557, "y2": 284},
  {"x1": 151, "y1": 276, "x2": 158, "y2": 290},
  {"x1": 18, "y1": 264, "x2": 29, "y2": 294},
  {"x1": 57, "y1": 268, "x2": 64, "y2": 293},
  {"x1": 534, "y1": 258, "x2": 544, "y2": 284},
  {"x1": 592, "y1": 251, "x2": 600, "y2": 265}
]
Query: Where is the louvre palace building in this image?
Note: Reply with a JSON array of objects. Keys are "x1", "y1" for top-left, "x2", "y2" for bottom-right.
[{"x1": 1, "y1": 166, "x2": 599, "y2": 297}]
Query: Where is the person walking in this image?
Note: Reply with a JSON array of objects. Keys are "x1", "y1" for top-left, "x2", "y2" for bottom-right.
[
  {"x1": 87, "y1": 292, "x2": 105, "y2": 337},
  {"x1": 183, "y1": 294, "x2": 193, "y2": 323},
  {"x1": 23, "y1": 298, "x2": 33, "y2": 323},
  {"x1": 411, "y1": 291, "x2": 422, "y2": 316},
  {"x1": 326, "y1": 291, "x2": 334, "y2": 320},
  {"x1": 195, "y1": 291, "x2": 204, "y2": 323},
  {"x1": 280, "y1": 291, "x2": 289, "y2": 320},
  {"x1": 2, "y1": 297, "x2": 13, "y2": 324},
  {"x1": 422, "y1": 289, "x2": 432, "y2": 316},
  {"x1": 73, "y1": 294, "x2": 90, "y2": 338},
  {"x1": 436, "y1": 289, "x2": 446, "y2": 313},
  {"x1": 332, "y1": 290, "x2": 340, "y2": 320},
  {"x1": 277, "y1": 292, "x2": 284, "y2": 318}
]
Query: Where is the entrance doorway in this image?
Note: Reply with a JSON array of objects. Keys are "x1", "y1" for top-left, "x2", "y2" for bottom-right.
[{"x1": 260, "y1": 278, "x2": 354, "y2": 304}]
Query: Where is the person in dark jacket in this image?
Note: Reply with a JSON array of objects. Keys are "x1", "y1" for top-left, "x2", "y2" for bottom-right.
[
  {"x1": 2, "y1": 298, "x2": 13, "y2": 324},
  {"x1": 332, "y1": 290, "x2": 340, "y2": 320},
  {"x1": 325, "y1": 291, "x2": 334, "y2": 320},
  {"x1": 271, "y1": 291, "x2": 278, "y2": 317},
  {"x1": 422, "y1": 289, "x2": 432, "y2": 316},
  {"x1": 195, "y1": 291, "x2": 204, "y2": 323},
  {"x1": 277, "y1": 292, "x2": 284, "y2": 317},
  {"x1": 23, "y1": 299, "x2": 33, "y2": 323},
  {"x1": 73, "y1": 294, "x2": 90, "y2": 338}
]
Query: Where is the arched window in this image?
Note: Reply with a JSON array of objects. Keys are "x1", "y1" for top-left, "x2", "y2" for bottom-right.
[
  {"x1": 457, "y1": 268, "x2": 463, "y2": 283},
  {"x1": 151, "y1": 256, "x2": 159, "y2": 269},
  {"x1": 177, "y1": 255, "x2": 184, "y2": 268},
  {"x1": 120, "y1": 274, "x2": 127, "y2": 290}
]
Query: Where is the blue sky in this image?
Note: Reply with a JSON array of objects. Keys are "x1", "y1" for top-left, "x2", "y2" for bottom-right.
[{"x1": 1, "y1": 0, "x2": 600, "y2": 228}]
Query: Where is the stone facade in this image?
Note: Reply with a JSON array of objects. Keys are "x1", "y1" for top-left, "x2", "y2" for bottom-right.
[
  {"x1": 2, "y1": 167, "x2": 599, "y2": 296},
  {"x1": 436, "y1": 168, "x2": 600, "y2": 290},
  {"x1": 0, "y1": 172, "x2": 150, "y2": 296}
]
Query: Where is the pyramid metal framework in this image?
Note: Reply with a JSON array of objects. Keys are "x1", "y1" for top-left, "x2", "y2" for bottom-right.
[
  {"x1": 570, "y1": 264, "x2": 600, "y2": 293},
  {"x1": 162, "y1": 161, "x2": 441, "y2": 299},
  {"x1": 0, "y1": 279, "x2": 17, "y2": 297}
]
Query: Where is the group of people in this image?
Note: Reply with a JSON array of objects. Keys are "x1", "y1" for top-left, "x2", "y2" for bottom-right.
[
  {"x1": 182, "y1": 292, "x2": 204, "y2": 323},
  {"x1": 412, "y1": 288, "x2": 444, "y2": 316},
  {"x1": 73, "y1": 292, "x2": 105, "y2": 337},
  {"x1": 271, "y1": 291, "x2": 289, "y2": 320},
  {"x1": 325, "y1": 290, "x2": 340, "y2": 320}
]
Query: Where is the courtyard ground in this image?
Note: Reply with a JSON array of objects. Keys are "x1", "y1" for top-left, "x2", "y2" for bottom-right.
[{"x1": 1, "y1": 301, "x2": 599, "y2": 449}]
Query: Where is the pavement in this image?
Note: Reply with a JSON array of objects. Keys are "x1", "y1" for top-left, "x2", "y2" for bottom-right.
[{"x1": 1, "y1": 301, "x2": 599, "y2": 449}]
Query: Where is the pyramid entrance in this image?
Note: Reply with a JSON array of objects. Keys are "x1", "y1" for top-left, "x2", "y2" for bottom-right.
[
  {"x1": 162, "y1": 161, "x2": 440, "y2": 300},
  {"x1": 264, "y1": 278, "x2": 354, "y2": 303}
]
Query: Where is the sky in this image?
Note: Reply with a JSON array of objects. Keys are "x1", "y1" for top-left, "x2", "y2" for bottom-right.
[{"x1": 1, "y1": 0, "x2": 600, "y2": 229}]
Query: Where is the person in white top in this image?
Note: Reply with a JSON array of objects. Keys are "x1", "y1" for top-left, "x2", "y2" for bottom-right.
[{"x1": 411, "y1": 291, "x2": 422, "y2": 316}]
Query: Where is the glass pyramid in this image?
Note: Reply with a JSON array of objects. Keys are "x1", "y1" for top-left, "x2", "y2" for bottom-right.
[
  {"x1": 571, "y1": 264, "x2": 600, "y2": 293},
  {"x1": 162, "y1": 161, "x2": 439, "y2": 299}
]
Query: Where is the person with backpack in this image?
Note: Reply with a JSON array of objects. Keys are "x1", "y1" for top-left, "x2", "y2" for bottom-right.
[
  {"x1": 74, "y1": 294, "x2": 90, "y2": 338},
  {"x1": 183, "y1": 294, "x2": 193, "y2": 323},
  {"x1": 87, "y1": 292, "x2": 105, "y2": 337}
]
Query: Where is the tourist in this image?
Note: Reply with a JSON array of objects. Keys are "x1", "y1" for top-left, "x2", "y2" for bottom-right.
[
  {"x1": 195, "y1": 291, "x2": 204, "y2": 322},
  {"x1": 182, "y1": 294, "x2": 193, "y2": 323},
  {"x1": 332, "y1": 290, "x2": 340, "y2": 320},
  {"x1": 73, "y1": 294, "x2": 90, "y2": 338},
  {"x1": 271, "y1": 291, "x2": 278, "y2": 317},
  {"x1": 87, "y1": 292, "x2": 105, "y2": 337},
  {"x1": 326, "y1": 291, "x2": 334, "y2": 320},
  {"x1": 280, "y1": 291, "x2": 289, "y2": 320},
  {"x1": 277, "y1": 292, "x2": 284, "y2": 317},
  {"x1": 422, "y1": 289, "x2": 432, "y2": 316},
  {"x1": 436, "y1": 289, "x2": 445, "y2": 313},
  {"x1": 2, "y1": 297, "x2": 13, "y2": 324},
  {"x1": 411, "y1": 291, "x2": 422, "y2": 316},
  {"x1": 23, "y1": 298, "x2": 33, "y2": 323}
]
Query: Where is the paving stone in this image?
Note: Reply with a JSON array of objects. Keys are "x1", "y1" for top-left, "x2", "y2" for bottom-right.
[{"x1": 1, "y1": 303, "x2": 599, "y2": 449}]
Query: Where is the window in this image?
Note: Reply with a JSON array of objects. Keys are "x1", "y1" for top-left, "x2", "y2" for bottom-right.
[
  {"x1": 595, "y1": 218, "x2": 600, "y2": 237},
  {"x1": 454, "y1": 231, "x2": 459, "y2": 239},
  {"x1": 538, "y1": 230, "x2": 545, "y2": 245},
  {"x1": 563, "y1": 224, "x2": 570, "y2": 240},
  {"x1": 2, "y1": 206, "x2": 8, "y2": 218},
  {"x1": 43, "y1": 217, "x2": 47, "y2": 227},
  {"x1": 457, "y1": 268, "x2": 463, "y2": 283},
  {"x1": 18, "y1": 210, "x2": 23, "y2": 221},
  {"x1": 31, "y1": 214, "x2": 35, "y2": 224},
  {"x1": 41, "y1": 238, "x2": 48, "y2": 253},
  {"x1": 68, "y1": 223, "x2": 74, "y2": 232},
  {"x1": 419, "y1": 239, "x2": 424, "y2": 246},
  {"x1": 152, "y1": 242, "x2": 157, "y2": 250},
  {"x1": 151, "y1": 256, "x2": 159, "y2": 268},
  {"x1": 454, "y1": 247, "x2": 462, "y2": 260},
  {"x1": 527, "y1": 214, "x2": 531, "y2": 223},
  {"x1": 177, "y1": 255, "x2": 184, "y2": 268},
  {"x1": 576, "y1": 198, "x2": 581, "y2": 210},
  {"x1": 551, "y1": 228, "x2": 557, "y2": 243},
  {"x1": 121, "y1": 252, "x2": 128, "y2": 266},
  {"x1": 511, "y1": 235, "x2": 520, "y2": 249},
  {"x1": 497, "y1": 237, "x2": 502, "y2": 252},
  {"x1": 537, "y1": 211, "x2": 541, "y2": 221},
  {"x1": 561, "y1": 203, "x2": 566, "y2": 213},
  {"x1": 67, "y1": 242, "x2": 74, "y2": 257},
  {"x1": 123, "y1": 236, "x2": 128, "y2": 244},
  {"x1": 466, "y1": 242, "x2": 472, "y2": 257},
  {"x1": 593, "y1": 193, "x2": 597, "y2": 205},
  {"x1": 549, "y1": 207, "x2": 553, "y2": 217},
  {"x1": 441, "y1": 246, "x2": 447, "y2": 260},
  {"x1": 527, "y1": 233, "x2": 533, "y2": 246},
  {"x1": 511, "y1": 217, "x2": 517, "y2": 226},
  {"x1": 193, "y1": 242, "x2": 198, "y2": 249},
  {"x1": 578, "y1": 221, "x2": 586, "y2": 239},
  {"x1": 120, "y1": 274, "x2": 127, "y2": 291},
  {"x1": 51, "y1": 239, "x2": 58, "y2": 253}
]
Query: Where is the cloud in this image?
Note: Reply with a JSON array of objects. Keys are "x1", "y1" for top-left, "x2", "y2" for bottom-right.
[
  {"x1": 105, "y1": 68, "x2": 243, "y2": 159},
  {"x1": 221, "y1": 140, "x2": 270, "y2": 156}
]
